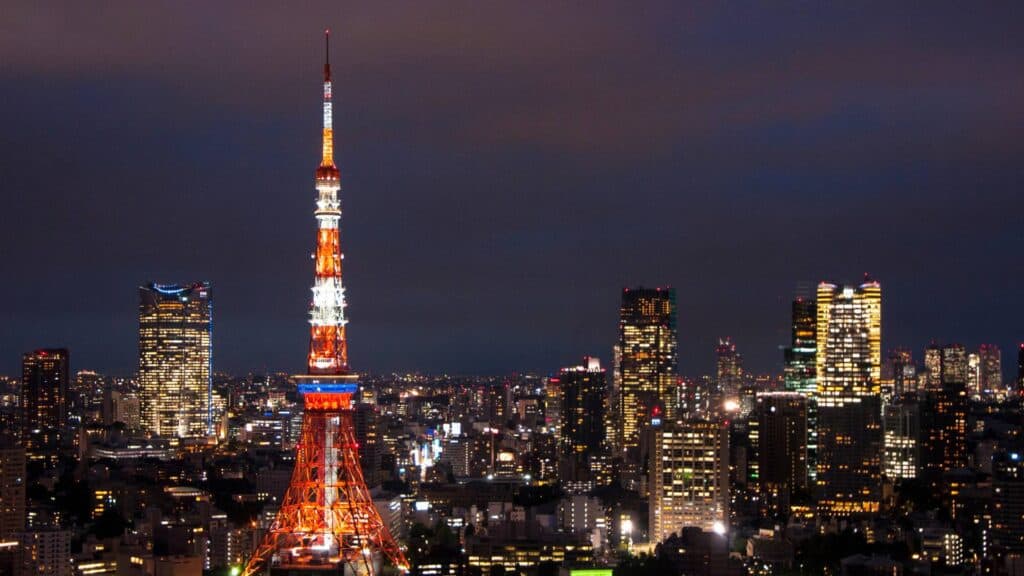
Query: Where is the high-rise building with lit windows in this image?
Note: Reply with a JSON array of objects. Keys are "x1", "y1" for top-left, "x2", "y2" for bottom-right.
[
  {"x1": 783, "y1": 297, "x2": 816, "y2": 481},
  {"x1": 616, "y1": 287, "x2": 677, "y2": 459},
  {"x1": 1018, "y1": 344, "x2": 1024, "y2": 393},
  {"x1": 883, "y1": 399, "x2": 919, "y2": 480},
  {"x1": 558, "y1": 357, "x2": 608, "y2": 486},
  {"x1": 888, "y1": 348, "x2": 916, "y2": 398},
  {"x1": 0, "y1": 440, "x2": 25, "y2": 538},
  {"x1": 924, "y1": 343, "x2": 942, "y2": 392},
  {"x1": 716, "y1": 337, "x2": 742, "y2": 397},
  {"x1": 559, "y1": 357, "x2": 606, "y2": 458},
  {"x1": 979, "y1": 344, "x2": 1002, "y2": 399},
  {"x1": 922, "y1": 382, "x2": 968, "y2": 476},
  {"x1": 649, "y1": 419, "x2": 728, "y2": 543},
  {"x1": 941, "y1": 344, "x2": 967, "y2": 386},
  {"x1": 919, "y1": 343, "x2": 969, "y2": 477},
  {"x1": 138, "y1": 282, "x2": 212, "y2": 439},
  {"x1": 815, "y1": 280, "x2": 882, "y2": 516},
  {"x1": 20, "y1": 349, "x2": 69, "y2": 464},
  {"x1": 967, "y1": 353, "x2": 981, "y2": 399},
  {"x1": 755, "y1": 392, "x2": 807, "y2": 517}
]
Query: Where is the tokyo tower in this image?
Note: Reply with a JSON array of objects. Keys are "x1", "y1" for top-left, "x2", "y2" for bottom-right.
[{"x1": 243, "y1": 31, "x2": 408, "y2": 576}]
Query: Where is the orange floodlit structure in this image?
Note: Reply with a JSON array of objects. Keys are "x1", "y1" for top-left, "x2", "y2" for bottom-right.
[{"x1": 243, "y1": 31, "x2": 408, "y2": 576}]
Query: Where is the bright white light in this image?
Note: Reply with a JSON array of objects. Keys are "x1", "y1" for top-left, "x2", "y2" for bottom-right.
[
  {"x1": 723, "y1": 399, "x2": 740, "y2": 412},
  {"x1": 712, "y1": 521, "x2": 726, "y2": 535},
  {"x1": 621, "y1": 519, "x2": 633, "y2": 535}
]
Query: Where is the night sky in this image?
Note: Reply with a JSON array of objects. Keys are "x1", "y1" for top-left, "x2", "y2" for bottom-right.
[{"x1": 2, "y1": 3, "x2": 1021, "y2": 378}]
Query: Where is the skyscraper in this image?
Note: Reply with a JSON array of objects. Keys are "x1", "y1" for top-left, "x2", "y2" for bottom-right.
[
  {"x1": 616, "y1": 287, "x2": 677, "y2": 460},
  {"x1": 20, "y1": 349, "x2": 69, "y2": 464},
  {"x1": 559, "y1": 357, "x2": 606, "y2": 459},
  {"x1": 715, "y1": 337, "x2": 742, "y2": 398},
  {"x1": 883, "y1": 399, "x2": 919, "y2": 480},
  {"x1": 979, "y1": 344, "x2": 1002, "y2": 399},
  {"x1": 649, "y1": 419, "x2": 729, "y2": 543},
  {"x1": 558, "y1": 358, "x2": 608, "y2": 487},
  {"x1": 888, "y1": 348, "x2": 916, "y2": 398},
  {"x1": 784, "y1": 299, "x2": 817, "y2": 396},
  {"x1": 1018, "y1": 344, "x2": 1024, "y2": 394},
  {"x1": 940, "y1": 344, "x2": 967, "y2": 386},
  {"x1": 815, "y1": 280, "x2": 883, "y2": 516},
  {"x1": 967, "y1": 353, "x2": 981, "y2": 399},
  {"x1": 924, "y1": 344, "x2": 942, "y2": 392},
  {"x1": 755, "y1": 392, "x2": 807, "y2": 517},
  {"x1": 783, "y1": 297, "x2": 816, "y2": 481},
  {"x1": 138, "y1": 282, "x2": 212, "y2": 439},
  {"x1": 0, "y1": 441, "x2": 25, "y2": 538},
  {"x1": 920, "y1": 343, "x2": 969, "y2": 477},
  {"x1": 922, "y1": 383, "x2": 968, "y2": 476}
]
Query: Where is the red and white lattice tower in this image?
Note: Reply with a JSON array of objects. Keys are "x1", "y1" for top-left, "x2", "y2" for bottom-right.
[{"x1": 243, "y1": 31, "x2": 408, "y2": 576}]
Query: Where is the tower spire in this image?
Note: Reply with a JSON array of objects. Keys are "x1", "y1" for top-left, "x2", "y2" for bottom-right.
[
  {"x1": 324, "y1": 28, "x2": 331, "y2": 82},
  {"x1": 319, "y1": 29, "x2": 336, "y2": 170},
  {"x1": 309, "y1": 28, "x2": 346, "y2": 374}
]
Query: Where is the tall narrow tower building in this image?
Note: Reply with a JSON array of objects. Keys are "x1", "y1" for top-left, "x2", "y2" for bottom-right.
[
  {"x1": 244, "y1": 32, "x2": 407, "y2": 576},
  {"x1": 615, "y1": 287, "x2": 677, "y2": 462}
]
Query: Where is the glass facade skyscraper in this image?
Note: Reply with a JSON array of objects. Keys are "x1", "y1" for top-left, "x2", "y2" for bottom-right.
[
  {"x1": 784, "y1": 297, "x2": 817, "y2": 482},
  {"x1": 139, "y1": 282, "x2": 213, "y2": 439}
]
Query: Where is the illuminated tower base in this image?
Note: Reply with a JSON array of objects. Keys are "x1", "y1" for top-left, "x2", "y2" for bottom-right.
[{"x1": 244, "y1": 377, "x2": 407, "y2": 576}]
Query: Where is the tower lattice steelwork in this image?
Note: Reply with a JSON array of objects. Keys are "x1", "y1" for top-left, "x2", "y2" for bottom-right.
[{"x1": 243, "y1": 32, "x2": 408, "y2": 576}]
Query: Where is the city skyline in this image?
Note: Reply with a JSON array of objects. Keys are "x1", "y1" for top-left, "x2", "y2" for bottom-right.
[
  {"x1": 2, "y1": 3, "x2": 1022, "y2": 377},
  {"x1": 1, "y1": 7, "x2": 1023, "y2": 573}
]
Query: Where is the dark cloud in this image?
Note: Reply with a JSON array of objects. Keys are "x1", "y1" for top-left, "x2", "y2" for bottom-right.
[{"x1": 1, "y1": 2, "x2": 1022, "y2": 377}]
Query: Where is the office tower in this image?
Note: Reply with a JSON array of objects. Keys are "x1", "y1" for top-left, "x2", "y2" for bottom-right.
[
  {"x1": 20, "y1": 349, "x2": 69, "y2": 464},
  {"x1": 715, "y1": 337, "x2": 743, "y2": 397},
  {"x1": 784, "y1": 299, "x2": 816, "y2": 396},
  {"x1": 924, "y1": 344, "x2": 942, "y2": 392},
  {"x1": 616, "y1": 287, "x2": 677, "y2": 459},
  {"x1": 941, "y1": 344, "x2": 967, "y2": 385},
  {"x1": 783, "y1": 297, "x2": 817, "y2": 481},
  {"x1": 883, "y1": 399, "x2": 919, "y2": 480},
  {"x1": 755, "y1": 392, "x2": 807, "y2": 517},
  {"x1": 485, "y1": 383, "x2": 509, "y2": 424},
  {"x1": 992, "y1": 451, "x2": 1024, "y2": 555},
  {"x1": 353, "y1": 403, "x2": 382, "y2": 489},
  {"x1": 0, "y1": 441, "x2": 25, "y2": 538},
  {"x1": 916, "y1": 343, "x2": 970, "y2": 478},
  {"x1": 922, "y1": 381, "x2": 968, "y2": 476},
  {"x1": 138, "y1": 282, "x2": 212, "y2": 439},
  {"x1": 545, "y1": 376, "x2": 562, "y2": 444},
  {"x1": 1019, "y1": 344, "x2": 1024, "y2": 393},
  {"x1": 558, "y1": 359, "x2": 612, "y2": 488},
  {"x1": 72, "y1": 370, "x2": 104, "y2": 426},
  {"x1": 559, "y1": 357, "x2": 606, "y2": 461},
  {"x1": 979, "y1": 344, "x2": 1002, "y2": 399},
  {"x1": 649, "y1": 420, "x2": 729, "y2": 543},
  {"x1": 815, "y1": 280, "x2": 883, "y2": 516},
  {"x1": 244, "y1": 33, "x2": 407, "y2": 576},
  {"x1": 888, "y1": 348, "x2": 916, "y2": 397},
  {"x1": 967, "y1": 353, "x2": 981, "y2": 399}
]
